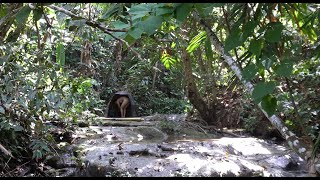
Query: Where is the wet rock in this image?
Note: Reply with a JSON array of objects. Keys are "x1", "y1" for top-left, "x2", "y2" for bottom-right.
[{"x1": 45, "y1": 154, "x2": 77, "y2": 169}]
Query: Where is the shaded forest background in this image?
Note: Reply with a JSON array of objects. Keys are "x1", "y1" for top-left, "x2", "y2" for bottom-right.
[{"x1": 0, "y1": 3, "x2": 319, "y2": 176}]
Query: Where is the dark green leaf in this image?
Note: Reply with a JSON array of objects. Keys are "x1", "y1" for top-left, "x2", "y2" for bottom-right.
[
  {"x1": 242, "y1": 63, "x2": 258, "y2": 81},
  {"x1": 155, "y1": 7, "x2": 174, "y2": 16},
  {"x1": 102, "y1": 4, "x2": 120, "y2": 19},
  {"x1": 242, "y1": 20, "x2": 258, "y2": 41},
  {"x1": 128, "y1": 27, "x2": 144, "y2": 40},
  {"x1": 128, "y1": 4, "x2": 152, "y2": 15},
  {"x1": 224, "y1": 27, "x2": 241, "y2": 52},
  {"x1": 112, "y1": 21, "x2": 130, "y2": 30},
  {"x1": 138, "y1": 16, "x2": 163, "y2": 36},
  {"x1": 249, "y1": 39, "x2": 264, "y2": 57},
  {"x1": 33, "y1": 8, "x2": 43, "y2": 22},
  {"x1": 274, "y1": 60, "x2": 293, "y2": 77},
  {"x1": 175, "y1": 3, "x2": 193, "y2": 23},
  {"x1": 205, "y1": 38, "x2": 213, "y2": 62},
  {"x1": 16, "y1": 5, "x2": 32, "y2": 25},
  {"x1": 252, "y1": 81, "x2": 276, "y2": 103},
  {"x1": 264, "y1": 22, "x2": 284, "y2": 43},
  {"x1": 261, "y1": 94, "x2": 277, "y2": 117},
  {"x1": 261, "y1": 55, "x2": 276, "y2": 70}
]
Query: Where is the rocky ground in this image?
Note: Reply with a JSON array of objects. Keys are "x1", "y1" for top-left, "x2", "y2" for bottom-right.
[{"x1": 40, "y1": 114, "x2": 314, "y2": 177}]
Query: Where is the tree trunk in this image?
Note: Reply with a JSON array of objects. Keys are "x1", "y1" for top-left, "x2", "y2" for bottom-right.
[
  {"x1": 194, "y1": 11, "x2": 319, "y2": 173},
  {"x1": 181, "y1": 48, "x2": 217, "y2": 126}
]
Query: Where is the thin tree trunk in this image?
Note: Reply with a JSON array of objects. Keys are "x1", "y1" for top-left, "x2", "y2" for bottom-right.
[{"x1": 194, "y1": 10, "x2": 313, "y2": 163}]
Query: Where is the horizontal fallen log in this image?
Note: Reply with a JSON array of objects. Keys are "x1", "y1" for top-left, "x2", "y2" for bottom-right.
[{"x1": 95, "y1": 117, "x2": 144, "y2": 121}]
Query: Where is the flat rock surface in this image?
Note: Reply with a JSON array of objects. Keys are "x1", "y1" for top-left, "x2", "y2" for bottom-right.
[{"x1": 65, "y1": 121, "x2": 309, "y2": 177}]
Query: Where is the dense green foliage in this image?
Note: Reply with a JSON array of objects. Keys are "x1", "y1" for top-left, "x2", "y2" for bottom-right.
[{"x1": 0, "y1": 3, "x2": 319, "y2": 176}]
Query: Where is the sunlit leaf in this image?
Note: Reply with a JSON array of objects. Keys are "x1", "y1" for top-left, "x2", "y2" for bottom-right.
[{"x1": 187, "y1": 31, "x2": 207, "y2": 53}]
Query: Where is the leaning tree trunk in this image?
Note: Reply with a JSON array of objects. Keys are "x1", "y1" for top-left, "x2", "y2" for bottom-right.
[
  {"x1": 194, "y1": 11, "x2": 319, "y2": 174},
  {"x1": 181, "y1": 48, "x2": 217, "y2": 126}
]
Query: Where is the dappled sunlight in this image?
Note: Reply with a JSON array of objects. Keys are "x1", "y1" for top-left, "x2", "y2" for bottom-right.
[
  {"x1": 215, "y1": 137, "x2": 272, "y2": 155},
  {"x1": 166, "y1": 153, "x2": 208, "y2": 173}
]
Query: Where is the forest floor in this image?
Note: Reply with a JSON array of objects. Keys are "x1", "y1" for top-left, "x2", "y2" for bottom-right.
[{"x1": 37, "y1": 114, "x2": 313, "y2": 177}]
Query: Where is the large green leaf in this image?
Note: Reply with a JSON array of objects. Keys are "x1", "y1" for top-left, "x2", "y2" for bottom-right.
[
  {"x1": 242, "y1": 63, "x2": 258, "y2": 81},
  {"x1": 112, "y1": 21, "x2": 130, "y2": 30},
  {"x1": 264, "y1": 22, "x2": 284, "y2": 43},
  {"x1": 16, "y1": 5, "x2": 32, "y2": 25},
  {"x1": 175, "y1": 3, "x2": 193, "y2": 23},
  {"x1": 274, "y1": 60, "x2": 293, "y2": 77},
  {"x1": 249, "y1": 39, "x2": 264, "y2": 57},
  {"x1": 224, "y1": 27, "x2": 242, "y2": 52},
  {"x1": 33, "y1": 8, "x2": 43, "y2": 22},
  {"x1": 242, "y1": 20, "x2": 258, "y2": 41},
  {"x1": 128, "y1": 4, "x2": 152, "y2": 15},
  {"x1": 102, "y1": 4, "x2": 120, "y2": 19},
  {"x1": 261, "y1": 55, "x2": 276, "y2": 70},
  {"x1": 261, "y1": 94, "x2": 277, "y2": 117},
  {"x1": 138, "y1": 16, "x2": 163, "y2": 36},
  {"x1": 252, "y1": 81, "x2": 276, "y2": 103},
  {"x1": 128, "y1": 27, "x2": 144, "y2": 40},
  {"x1": 155, "y1": 6, "x2": 174, "y2": 16}
]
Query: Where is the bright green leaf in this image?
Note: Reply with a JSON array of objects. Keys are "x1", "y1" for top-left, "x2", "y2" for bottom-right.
[
  {"x1": 252, "y1": 81, "x2": 276, "y2": 103},
  {"x1": 242, "y1": 63, "x2": 258, "y2": 81},
  {"x1": 261, "y1": 94, "x2": 277, "y2": 117},
  {"x1": 187, "y1": 31, "x2": 207, "y2": 53},
  {"x1": 264, "y1": 22, "x2": 284, "y2": 43}
]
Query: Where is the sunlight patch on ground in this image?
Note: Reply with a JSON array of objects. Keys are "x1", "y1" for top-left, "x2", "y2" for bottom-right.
[
  {"x1": 166, "y1": 154, "x2": 207, "y2": 173},
  {"x1": 214, "y1": 137, "x2": 272, "y2": 155}
]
